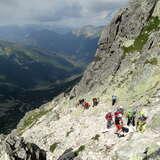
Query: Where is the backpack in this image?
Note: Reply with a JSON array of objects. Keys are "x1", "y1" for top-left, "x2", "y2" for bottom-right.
[
  {"x1": 122, "y1": 127, "x2": 129, "y2": 133},
  {"x1": 79, "y1": 99, "x2": 84, "y2": 105},
  {"x1": 140, "y1": 115, "x2": 147, "y2": 122}
]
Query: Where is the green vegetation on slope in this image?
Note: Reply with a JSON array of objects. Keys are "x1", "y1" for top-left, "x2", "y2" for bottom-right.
[
  {"x1": 0, "y1": 41, "x2": 77, "y2": 72},
  {"x1": 74, "y1": 145, "x2": 86, "y2": 156},
  {"x1": 123, "y1": 16, "x2": 160, "y2": 53},
  {"x1": 66, "y1": 127, "x2": 74, "y2": 137},
  {"x1": 91, "y1": 134, "x2": 100, "y2": 141},
  {"x1": 18, "y1": 108, "x2": 52, "y2": 133},
  {"x1": 50, "y1": 143, "x2": 59, "y2": 153},
  {"x1": 145, "y1": 57, "x2": 158, "y2": 65},
  {"x1": 0, "y1": 41, "x2": 82, "y2": 90}
]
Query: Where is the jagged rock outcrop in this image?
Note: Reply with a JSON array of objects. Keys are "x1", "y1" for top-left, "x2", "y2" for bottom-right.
[
  {"x1": 71, "y1": 0, "x2": 160, "y2": 106},
  {"x1": 57, "y1": 148, "x2": 83, "y2": 160},
  {"x1": 1, "y1": 0, "x2": 160, "y2": 160},
  {"x1": 0, "y1": 133, "x2": 46, "y2": 160}
]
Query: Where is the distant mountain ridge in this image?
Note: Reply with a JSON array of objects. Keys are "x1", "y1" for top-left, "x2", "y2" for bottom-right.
[
  {"x1": 0, "y1": 25, "x2": 103, "y2": 65},
  {"x1": 0, "y1": 40, "x2": 82, "y2": 133},
  {"x1": 72, "y1": 25, "x2": 104, "y2": 38}
]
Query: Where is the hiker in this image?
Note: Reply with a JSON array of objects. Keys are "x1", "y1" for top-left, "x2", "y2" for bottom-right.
[
  {"x1": 117, "y1": 106, "x2": 124, "y2": 115},
  {"x1": 76, "y1": 99, "x2": 85, "y2": 107},
  {"x1": 136, "y1": 110, "x2": 147, "y2": 133},
  {"x1": 114, "y1": 107, "x2": 122, "y2": 118},
  {"x1": 114, "y1": 112, "x2": 124, "y2": 137},
  {"x1": 112, "y1": 95, "x2": 117, "y2": 106},
  {"x1": 78, "y1": 99, "x2": 85, "y2": 105},
  {"x1": 92, "y1": 98, "x2": 99, "y2": 107},
  {"x1": 105, "y1": 112, "x2": 113, "y2": 129},
  {"x1": 82, "y1": 101, "x2": 91, "y2": 109},
  {"x1": 126, "y1": 109, "x2": 136, "y2": 127}
]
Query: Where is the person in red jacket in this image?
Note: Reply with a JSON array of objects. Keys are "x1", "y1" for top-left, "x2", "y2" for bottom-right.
[
  {"x1": 83, "y1": 101, "x2": 90, "y2": 109},
  {"x1": 114, "y1": 113, "x2": 124, "y2": 137},
  {"x1": 105, "y1": 112, "x2": 113, "y2": 129},
  {"x1": 114, "y1": 110, "x2": 122, "y2": 117}
]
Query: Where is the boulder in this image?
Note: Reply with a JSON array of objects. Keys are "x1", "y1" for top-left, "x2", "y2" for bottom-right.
[{"x1": 0, "y1": 133, "x2": 46, "y2": 160}]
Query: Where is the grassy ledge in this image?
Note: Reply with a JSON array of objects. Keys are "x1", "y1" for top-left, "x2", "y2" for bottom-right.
[
  {"x1": 145, "y1": 57, "x2": 158, "y2": 65},
  {"x1": 50, "y1": 142, "x2": 59, "y2": 153},
  {"x1": 66, "y1": 127, "x2": 74, "y2": 137},
  {"x1": 74, "y1": 145, "x2": 86, "y2": 156},
  {"x1": 17, "y1": 108, "x2": 52, "y2": 134},
  {"x1": 123, "y1": 16, "x2": 160, "y2": 54},
  {"x1": 91, "y1": 134, "x2": 100, "y2": 141}
]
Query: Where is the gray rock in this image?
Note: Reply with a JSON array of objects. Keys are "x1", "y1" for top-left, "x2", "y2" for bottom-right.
[
  {"x1": 0, "y1": 133, "x2": 46, "y2": 160},
  {"x1": 57, "y1": 148, "x2": 77, "y2": 160},
  {"x1": 70, "y1": 0, "x2": 160, "y2": 104}
]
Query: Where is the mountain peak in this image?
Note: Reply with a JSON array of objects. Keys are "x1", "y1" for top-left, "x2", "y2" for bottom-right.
[{"x1": 72, "y1": 25, "x2": 104, "y2": 38}]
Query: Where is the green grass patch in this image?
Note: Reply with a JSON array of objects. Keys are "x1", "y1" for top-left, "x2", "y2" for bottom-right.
[
  {"x1": 18, "y1": 108, "x2": 52, "y2": 133},
  {"x1": 91, "y1": 134, "x2": 100, "y2": 141},
  {"x1": 145, "y1": 58, "x2": 158, "y2": 65},
  {"x1": 74, "y1": 145, "x2": 85, "y2": 156},
  {"x1": 123, "y1": 16, "x2": 160, "y2": 54},
  {"x1": 50, "y1": 142, "x2": 59, "y2": 153}
]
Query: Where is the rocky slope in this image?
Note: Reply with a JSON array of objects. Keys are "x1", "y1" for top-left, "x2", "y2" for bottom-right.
[
  {"x1": 1, "y1": 0, "x2": 160, "y2": 159},
  {"x1": 0, "y1": 133, "x2": 46, "y2": 160},
  {"x1": 71, "y1": 0, "x2": 160, "y2": 103}
]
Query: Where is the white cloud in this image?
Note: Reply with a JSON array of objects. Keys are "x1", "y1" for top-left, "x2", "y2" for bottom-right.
[{"x1": 0, "y1": 0, "x2": 129, "y2": 27}]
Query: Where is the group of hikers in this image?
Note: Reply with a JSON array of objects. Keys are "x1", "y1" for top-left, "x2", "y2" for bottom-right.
[
  {"x1": 77, "y1": 98, "x2": 99, "y2": 109},
  {"x1": 77, "y1": 95, "x2": 148, "y2": 138},
  {"x1": 106, "y1": 96, "x2": 148, "y2": 137}
]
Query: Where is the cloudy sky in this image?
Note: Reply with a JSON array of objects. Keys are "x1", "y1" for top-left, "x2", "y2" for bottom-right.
[{"x1": 0, "y1": 0, "x2": 129, "y2": 27}]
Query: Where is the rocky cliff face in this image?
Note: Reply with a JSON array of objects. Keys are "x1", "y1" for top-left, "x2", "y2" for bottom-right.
[
  {"x1": 71, "y1": 0, "x2": 160, "y2": 106},
  {"x1": 1, "y1": 0, "x2": 160, "y2": 160},
  {"x1": 0, "y1": 133, "x2": 46, "y2": 160}
]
